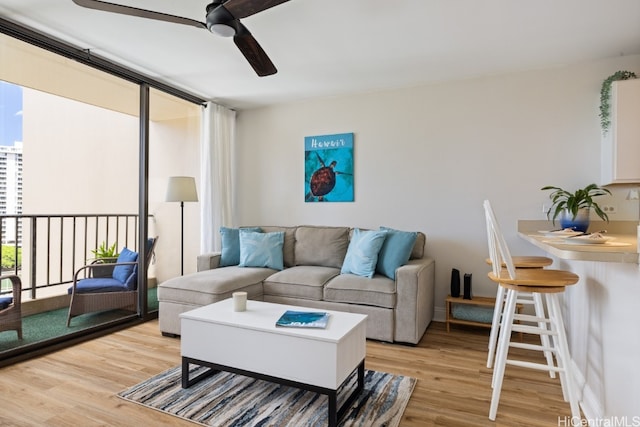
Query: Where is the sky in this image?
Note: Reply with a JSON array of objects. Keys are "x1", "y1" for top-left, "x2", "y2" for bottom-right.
[{"x1": 0, "y1": 81, "x2": 23, "y2": 147}]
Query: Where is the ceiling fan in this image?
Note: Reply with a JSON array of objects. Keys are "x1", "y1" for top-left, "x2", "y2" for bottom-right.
[{"x1": 71, "y1": 0, "x2": 291, "y2": 77}]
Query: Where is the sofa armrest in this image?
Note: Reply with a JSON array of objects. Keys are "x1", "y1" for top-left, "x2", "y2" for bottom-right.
[
  {"x1": 393, "y1": 257, "x2": 436, "y2": 344},
  {"x1": 197, "y1": 252, "x2": 222, "y2": 272}
]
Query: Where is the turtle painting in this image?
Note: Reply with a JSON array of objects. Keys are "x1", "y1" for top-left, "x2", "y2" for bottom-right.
[
  {"x1": 304, "y1": 133, "x2": 354, "y2": 202},
  {"x1": 305, "y1": 151, "x2": 353, "y2": 202}
]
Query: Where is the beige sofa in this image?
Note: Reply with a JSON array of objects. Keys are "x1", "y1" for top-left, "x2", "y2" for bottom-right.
[{"x1": 158, "y1": 225, "x2": 435, "y2": 344}]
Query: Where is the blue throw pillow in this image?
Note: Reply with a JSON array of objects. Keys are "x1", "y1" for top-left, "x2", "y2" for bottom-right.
[
  {"x1": 238, "y1": 230, "x2": 285, "y2": 270},
  {"x1": 341, "y1": 228, "x2": 387, "y2": 278},
  {"x1": 220, "y1": 227, "x2": 262, "y2": 266},
  {"x1": 112, "y1": 247, "x2": 138, "y2": 284},
  {"x1": 376, "y1": 226, "x2": 418, "y2": 280}
]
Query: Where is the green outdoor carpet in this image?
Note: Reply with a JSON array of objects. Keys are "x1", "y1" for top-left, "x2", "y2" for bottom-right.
[
  {"x1": 118, "y1": 364, "x2": 416, "y2": 427},
  {"x1": 0, "y1": 287, "x2": 158, "y2": 353}
]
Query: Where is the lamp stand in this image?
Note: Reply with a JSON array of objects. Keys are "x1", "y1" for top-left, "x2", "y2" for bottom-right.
[{"x1": 180, "y1": 200, "x2": 185, "y2": 275}]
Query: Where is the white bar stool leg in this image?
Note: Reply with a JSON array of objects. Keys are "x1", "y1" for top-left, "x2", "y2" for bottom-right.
[
  {"x1": 533, "y1": 292, "x2": 556, "y2": 378},
  {"x1": 487, "y1": 285, "x2": 505, "y2": 369},
  {"x1": 547, "y1": 293, "x2": 581, "y2": 419},
  {"x1": 489, "y1": 287, "x2": 517, "y2": 421}
]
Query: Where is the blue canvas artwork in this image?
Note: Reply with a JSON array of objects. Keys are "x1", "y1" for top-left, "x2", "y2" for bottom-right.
[{"x1": 304, "y1": 133, "x2": 354, "y2": 202}]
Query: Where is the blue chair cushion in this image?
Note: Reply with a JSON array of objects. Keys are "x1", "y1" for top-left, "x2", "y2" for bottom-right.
[
  {"x1": 120, "y1": 237, "x2": 155, "y2": 291},
  {"x1": 0, "y1": 296, "x2": 13, "y2": 309},
  {"x1": 120, "y1": 239, "x2": 155, "y2": 291},
  {"x1": 146, "y1": 237, "x2": 155, "y2": 253},
  {"x1": 112, "y1": 247, "x2": 138, "y2": 284},
  {"x1": 68, "y1": 278, "x2": 130, "y2": 294}
]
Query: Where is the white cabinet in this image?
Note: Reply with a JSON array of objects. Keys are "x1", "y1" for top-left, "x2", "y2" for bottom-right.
[{"x1": 601, "y1": 78, "x2": 640, "y2": 185}]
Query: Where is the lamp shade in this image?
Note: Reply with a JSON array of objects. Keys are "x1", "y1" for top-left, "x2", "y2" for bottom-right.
[{"x1": 166, "y1": 176, "x2": 198, "y2": 202}]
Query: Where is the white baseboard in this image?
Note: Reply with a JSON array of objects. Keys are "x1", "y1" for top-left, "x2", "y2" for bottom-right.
[{"x1": 433, "y1": 306, "x2": 446, "y2": 323}]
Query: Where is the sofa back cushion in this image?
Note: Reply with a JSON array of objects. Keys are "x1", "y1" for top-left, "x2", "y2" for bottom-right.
[
  {"x1": 410, "y1": 232, "x2": 426, "y2": 259},
  {"x1": 294, "y1": 226, "x2": 349, "y2": 268}
]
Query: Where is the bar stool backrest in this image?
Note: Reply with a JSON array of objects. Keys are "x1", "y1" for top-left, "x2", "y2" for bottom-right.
[{"x1": 484, "y1": 200, "x2": 517, "y2": 280}]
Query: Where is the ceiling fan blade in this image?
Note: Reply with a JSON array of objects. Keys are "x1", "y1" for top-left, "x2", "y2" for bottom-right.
[
  {"x1": 233, "y1": 23, "x2": 277, "y2": 76},
  {"x1": 223, "y1": 0, "x2": 291, "y2": 19},
  {"x1": 72, "y1": 0, "x2": 206, "y2": 29}
]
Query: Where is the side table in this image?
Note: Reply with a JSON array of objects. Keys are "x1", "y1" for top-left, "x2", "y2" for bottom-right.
[{"x1": 445, "y1": 295, "x2": 523, "y2": 333}]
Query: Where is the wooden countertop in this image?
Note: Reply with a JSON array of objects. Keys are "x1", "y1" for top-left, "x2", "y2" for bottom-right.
[{"x1": 517, "y1": 220, "x2": 639, "y2": 264}]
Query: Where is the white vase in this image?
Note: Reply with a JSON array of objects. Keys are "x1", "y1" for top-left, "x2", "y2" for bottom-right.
[{"x1": 559, "y1": 208, "x2": 590, "y2": 232}]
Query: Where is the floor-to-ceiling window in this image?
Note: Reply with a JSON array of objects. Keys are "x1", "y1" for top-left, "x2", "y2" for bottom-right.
[{"x1": 0, "y1": 26, "x2": 202, "y2": 364}]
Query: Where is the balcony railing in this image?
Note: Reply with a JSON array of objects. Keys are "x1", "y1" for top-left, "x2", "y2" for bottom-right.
[{"x1": 0, "y1": 214, "x2": 142, "y2": 299}]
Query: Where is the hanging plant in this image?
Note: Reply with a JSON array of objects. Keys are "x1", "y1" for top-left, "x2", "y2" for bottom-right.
[{"x1": 599, "y1": 70, "x2": 637, "y2": 134}]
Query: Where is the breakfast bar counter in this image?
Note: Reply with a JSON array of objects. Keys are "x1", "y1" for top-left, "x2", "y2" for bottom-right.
[
  {"x1": 517, "y1": 220, "x2": 639, "y2": 264},
  {"x1": 518, "y1": 232, "x2": 638, "y2": 263},
  {"x1": 516, "y1": 220, "x2": 640, "y2": 421}
]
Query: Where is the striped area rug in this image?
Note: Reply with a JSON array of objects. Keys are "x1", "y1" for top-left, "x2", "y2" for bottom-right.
[{"x1": 118, "y1": 364, "x2": 416, "y2": 426}]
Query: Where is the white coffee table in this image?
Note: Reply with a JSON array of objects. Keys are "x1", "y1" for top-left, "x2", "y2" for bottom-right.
[{"x1": 180, "y1": 299, "x2": 367, "y2": 427}]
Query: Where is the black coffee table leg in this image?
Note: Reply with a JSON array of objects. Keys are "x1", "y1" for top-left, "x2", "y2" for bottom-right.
[
  {"x1": 182, "y1": 357, "x2": 219, "y2": 388},
  {"x1": 328, "y1": 391, "x2": 338, "y2": 427},
  {"x1": 333, "y1": 360, "x2": 365, "y2": 425}
]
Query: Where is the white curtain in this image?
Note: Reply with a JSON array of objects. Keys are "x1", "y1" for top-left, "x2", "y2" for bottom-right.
[{"x1": 200, "y1": 102, "x2": 236, "y2": 253}]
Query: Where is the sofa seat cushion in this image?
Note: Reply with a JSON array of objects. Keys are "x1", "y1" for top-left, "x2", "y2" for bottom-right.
[
  {"x1": 323, "y1": 274, "x2": 396, "y2": 309},
  {"x1": 158, "y1": 267, "x2": 273, "y2": 306},
  {"x1": 263, "y1": 266, "x2": 340, "y2": 301}
]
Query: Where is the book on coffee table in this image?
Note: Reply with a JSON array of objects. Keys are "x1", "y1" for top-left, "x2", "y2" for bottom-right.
[{"x1": 275, "y1": 310, "x2": 329, "y2": 329}]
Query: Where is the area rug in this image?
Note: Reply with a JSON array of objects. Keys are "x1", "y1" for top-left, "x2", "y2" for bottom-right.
[{"x1": 117, "y1": 364, "x2": 416, "y2": 427}]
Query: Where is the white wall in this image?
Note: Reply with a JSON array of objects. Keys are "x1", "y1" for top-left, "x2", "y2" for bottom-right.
[{"x1": 235, "y1": 54, "x2": 640, "y2": 319}]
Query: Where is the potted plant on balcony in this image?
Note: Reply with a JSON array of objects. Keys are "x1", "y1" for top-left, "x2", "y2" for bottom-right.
[
  {"x1": 541, "y1": 183, "x2": 612, "y2": 232},
  {"x1": 90, "y1": 241, "x2": 119, "y2": 278}
]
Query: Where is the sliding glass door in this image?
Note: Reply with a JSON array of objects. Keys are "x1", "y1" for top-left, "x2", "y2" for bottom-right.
[{"x1": 0, "y1": 29, "x2": 201, "y2": 363}]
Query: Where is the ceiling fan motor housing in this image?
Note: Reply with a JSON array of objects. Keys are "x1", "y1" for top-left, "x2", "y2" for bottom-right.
[{"x1": 206, "y1": 2, "x2": 238, "y2": 37}]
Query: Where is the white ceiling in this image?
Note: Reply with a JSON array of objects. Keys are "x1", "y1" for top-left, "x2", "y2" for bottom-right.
[{"x1": 1, "y1": 0, "x2": 640, "y2": 110}]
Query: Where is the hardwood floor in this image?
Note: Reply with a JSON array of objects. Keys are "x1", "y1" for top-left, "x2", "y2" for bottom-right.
[{"x1": 0, "y1": 320, "x2": 572, "y2": 426}]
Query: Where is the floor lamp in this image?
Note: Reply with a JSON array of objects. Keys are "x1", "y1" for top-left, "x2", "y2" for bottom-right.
[{"x1": 166, "y1": 176, "x2": 198, "y2": 275}]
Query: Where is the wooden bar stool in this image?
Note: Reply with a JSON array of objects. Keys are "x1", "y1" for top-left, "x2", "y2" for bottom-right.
[
  {"x1": 484, "y1": 200, "x2": 580, "y2": 421},
  {"x1": 485, "y1": 256, "x2": 552, "y2": 269},
  {"x1": 484, "y1": 202, "x2": 554, "y2": 371}
]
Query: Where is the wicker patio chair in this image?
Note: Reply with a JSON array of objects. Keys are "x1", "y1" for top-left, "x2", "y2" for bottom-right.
[
  {"x1": 0, "y1": 274, "x2": 23, "y2": 339},
  {"x1": 67, "y1": 237, "x2": 158, "y2": 326}
]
